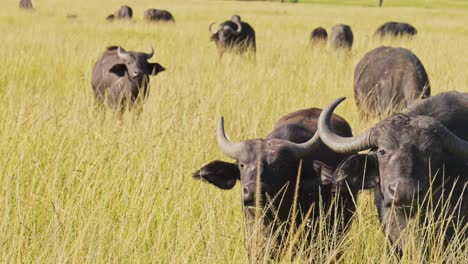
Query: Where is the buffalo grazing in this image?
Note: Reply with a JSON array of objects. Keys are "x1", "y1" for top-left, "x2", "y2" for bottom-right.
[
  {"x1": 19, "y1": 0, "x2": 33, "y2": 9},
  {"x1": 310, "y1": 27, "x2": 328, "y2": 45},
  {"x1": 375, "y1": 22, "x2": 417, "y2": 37},
  {"x1": 107, "y1": 5, "x2": 133, "y2": 21},
  {"x1": 354, "y1": 46, "x2": 430, "y2": 117},
  {"x1": 209, "y1": 15, "x2": 256, "y2": 57},
  {"x1": 144, "y1": 9, "x2": 175, "y2": 23},
  {"x1": 330, "y1": 24, "x2": 353, "y2": 50}
]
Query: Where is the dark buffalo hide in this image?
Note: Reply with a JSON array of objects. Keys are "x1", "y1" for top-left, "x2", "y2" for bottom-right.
[
  {"x1": 19, "y1": 0, "x2": 33, "y2": 9},
  {"x1": 330, "y1": 24, "x2": 353, "y2": 50},
  {"x1": 209, "y1": 15, "x2": 256, "y2": 57},
  {"x1": 375, "y1": 22, "x2": 417, "y2": 37},
  {"x1": 354, "y1": 46, "x2": 430, "y2": 117},
  {"x1": 107, "y1": 5, "x2": 133, "y2": 21},
  {"x1": 310, "y1": 27, "x2": 328, "y2": 45},
  {"x1": 318, "y1": 91, "x2": 468, "y2": 249},
  {"x1": 193, "y1": 108, "x2": 365, "y2": 259},
  {"x1": 91, "y1": 46, "x2": 165, "y2": 111},
  {"x1": 144, "y1": 9, "x2": 175, "y2": 23}
]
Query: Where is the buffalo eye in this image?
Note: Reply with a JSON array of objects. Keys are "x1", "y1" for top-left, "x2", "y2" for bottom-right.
[
  {"x1": 238, "y1": 162, "x2": 245, "y2": 169},
  {"x1": 378, "y1": 149, "x2": 386, "y2": 156}
]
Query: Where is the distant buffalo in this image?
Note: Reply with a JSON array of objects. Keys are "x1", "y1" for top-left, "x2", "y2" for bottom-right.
[
  {"x1": 144, "y1": 9, "x2": 175, "y2": 23},
  {"x1": 193, "y1": 108, "x2": 365, "y2": 259},
  {"x1": 354, "y1": 46, "x2": 430, "y2": 117},
  {"x1": 107, "y1": 5, "x2": 133, "y2": 21},
  {"x1": 375, "y1": 22, "x2": 417, "y2": 37},
  {"x1": 209, "y1": 15, "x2": 256, "y2": 57},
  {"x1": 330, "y1": 24, "x2": 353, "y2": 50},
  {"x1": 19, "y1": 0, "x2": 33, "y2": 9},
  {"x1": 91, "y1": 46, "x2": 165, "y2": 111},
  {"x1": 310, "y1": 27, "x2": 328, "y2": 45}
]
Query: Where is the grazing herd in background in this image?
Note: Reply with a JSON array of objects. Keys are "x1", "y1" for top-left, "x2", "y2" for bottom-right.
[{"x1": 17, "y1": 1, "x2": 467, "y2": 260}]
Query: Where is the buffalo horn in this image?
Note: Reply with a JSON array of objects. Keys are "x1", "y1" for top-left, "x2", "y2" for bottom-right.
[
  {"x1": 318, "y1": 97, "x2": 373, "y2": 154},
  {"x1": 145, "y1": 47, "x2": 154, "y2": 60},
  {"x1": 117, "y1": 47, "x2": 132, "y2": 61},
  {"x1": 217, "y1": 117, "x2": 245, "y2": 160}
]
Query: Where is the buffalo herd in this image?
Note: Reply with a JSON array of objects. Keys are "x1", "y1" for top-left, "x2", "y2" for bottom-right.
[{"x1": 18, "y1": 1, "x2": 466, "y2": 260}]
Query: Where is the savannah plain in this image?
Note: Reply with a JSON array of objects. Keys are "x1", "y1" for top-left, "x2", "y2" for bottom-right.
[{"x1": 0, "y1": 0, "x2": 467, "y2": 262}]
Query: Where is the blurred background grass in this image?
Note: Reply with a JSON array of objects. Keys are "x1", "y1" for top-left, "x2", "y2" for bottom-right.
[{"x1": 0, "y1": 0, "x2": 467, "y2": 262}]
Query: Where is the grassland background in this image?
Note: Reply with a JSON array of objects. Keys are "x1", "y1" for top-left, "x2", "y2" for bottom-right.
[{"x1": 0, "y1": 0, "x2": 467, "y2": 262}]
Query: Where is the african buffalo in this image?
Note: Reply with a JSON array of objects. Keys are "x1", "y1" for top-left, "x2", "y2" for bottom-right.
[
  {"x1": 310, "y1": 27, "x2": 328, "y2": 45},
  {"x1": 106, "y1": 5, "x2": 133, "y2": 21},
  {"x1": 193, "y1": 108, "x2": 364, "y2": 259},
  {"x1": 318, "y1": 92, "x2": 468, "y2": 248},
  {"x1": 209, "y1": 15, "x2": 256, "y2": 57},
  {"x1": 144, "y1": 9, "x2": 175, "y2": 23},
  {"x1": 375, "y1": 22, "x2": 417, "y2": 37},
  {"x1": 19, "y1": 0, "x2": 33, "y2": 9},
  {"x1": 91, "y1": 46, "x2": 165, "y2": 111},
  {"x1": 330, "y1": 24, "x2": 353, "y2": 50},
  {"x1": 354, "y1": 46, "x2": 430, "y2": 117}
]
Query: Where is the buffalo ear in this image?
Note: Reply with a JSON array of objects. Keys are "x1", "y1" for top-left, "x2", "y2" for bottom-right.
[
  {"x1": 192, "y1": 160, "x2": 239, "y2": 190},
  {"x1": 149, "y1": 63, "x2": 165, "y2": 75},
  {"x1": 109, "y1": 64, "x2": 127, "y2": 77},
  {"x1": 334, "y1": 154, "x2": 379, "y2": 190},
  {"x1": 312, "y1": 160, "x2": 335, "y2": 185}
]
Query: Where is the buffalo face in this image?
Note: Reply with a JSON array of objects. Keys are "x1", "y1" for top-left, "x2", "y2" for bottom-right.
[
  {"x1": 194, "y1": 117, "x2": 323, "y2": 219},
  {"x1": 317, "y1": 96, "x2": 468, "y2": 244},
  {"x1": 113, "y1": 47, "x2": 165, "y2": 79}
]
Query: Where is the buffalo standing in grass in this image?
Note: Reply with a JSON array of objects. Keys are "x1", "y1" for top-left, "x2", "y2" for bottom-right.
[
  {"x1": 91, "y1": 46, "x2": 165, "y2": 111},
  {"x1": 375, "y1": 22, "x2": 417, "y2": 37},
  {"x1": 106, "y1": 5, "x2": 133, "y2": 21},
  {"x1": 209, "y1": 15, "x2": 256, "y2": 57},
  {"x1": 330, "y1": 24, "x2": 353, "y2": 50},
  {"x1": 193, "y1": 108, "x2": 366, "y2": 259},
  {"x1": 310, "y1": 27, "x2": 328, "y2": 45},
  {"x1": 144, "y1": 9, "x2": 175, "y2": 23},
  {"x1": 318, "y1": 91, "x2": 468, "y2": 248},
  {"x1": 354, "y1": 46, "x2": 430, "y2": 117},
  {"x1": 19, "y1": 0, "x2": 33, "y2": 9}
]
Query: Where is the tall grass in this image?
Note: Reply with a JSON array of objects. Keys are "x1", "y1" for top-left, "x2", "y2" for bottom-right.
[{"x1": 0, "y1": 0, "x2": 467, "y2": 262}]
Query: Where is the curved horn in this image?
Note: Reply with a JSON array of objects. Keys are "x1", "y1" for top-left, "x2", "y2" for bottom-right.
[
  {"x1": 117, "y1": 47, "x2": 132, "y2": 61},
  {"x1": 439, "y1": 125, "x2": 468, "y2": 158},
  {"x1": 283, "y1": 131, "x2": 322, "y2": 159},
  {"x1": 217, "y1": 117, "x2": 245, "y2": 160},
  {"x1": 145, "y1": 47, "x2": 154, "y2": 60},
  {"x1": 232, "y1": 18, "x2": 242, "y2": 34},
  {"x1": 209, "y1": 22, "x2": 218, "y2": 34},
  {"x1": 318, "y1": 97, "x2": 373, "y2": 154}
]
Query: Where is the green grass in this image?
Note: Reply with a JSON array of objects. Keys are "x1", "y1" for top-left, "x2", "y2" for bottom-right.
[{"x1": 0, "y1": 0, "x2": 467, "y2": 262}]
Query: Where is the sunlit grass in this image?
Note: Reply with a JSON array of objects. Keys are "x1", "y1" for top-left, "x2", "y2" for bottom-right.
[{"x1": 0, "y1": 0, "x2": 467, "y2": 262}]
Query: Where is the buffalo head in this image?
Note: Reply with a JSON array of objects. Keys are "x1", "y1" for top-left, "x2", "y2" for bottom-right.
[
  {"x1": 112, "y1": 47, "x2": 165, "y2": 79},
  {"x1": 317, "y1": 97, "x2": 468, "y2": 243}
]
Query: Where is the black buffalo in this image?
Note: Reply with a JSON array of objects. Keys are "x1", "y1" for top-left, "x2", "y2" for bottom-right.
[
  {"x1": 330, "y1": 24, "x2": 353, "y2": 50},
  {"x1": 375, "y1": 22, "x2": 417, "y2": 37},
  {"x1": 19, "y1": 0, "x2": 33, "y2": 9},
  {"x1": 310, "y1": 27, "x2": 328, "y2": 45},
  {"x1": 318, "y1": 92, "x2": 468, "y2": 247},
  {"x1": 106, "y1": 5, "x2": 133, "y2": 21},
  {"x1": 91, "y1": 46, "x2": 165, "y2": 111},
  {"x1": 144, "y1": 9, "x2": 175, "y2": 23},
  {"x1": 193, "y1": 108, "x2": 364, "y2": 259},
  {"x1": 354, "y1": 46, "x2": 430, "y2": 117},
  {"x1": 209, "y1": 15, "x2": 256, "y2": 57}
]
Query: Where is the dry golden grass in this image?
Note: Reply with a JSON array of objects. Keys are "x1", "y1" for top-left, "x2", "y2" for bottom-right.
[{"x1": 0, "y1": 0, "x2": 467, "y2": 262}]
